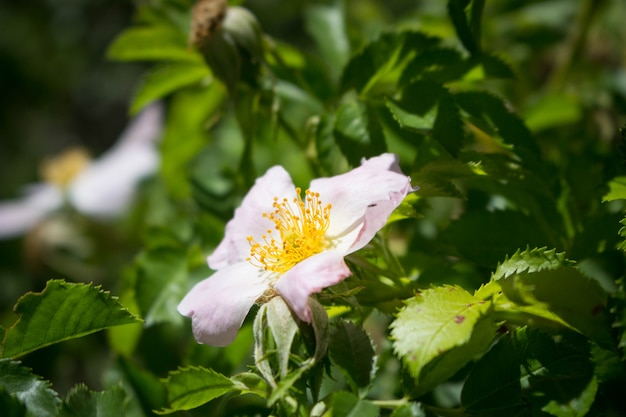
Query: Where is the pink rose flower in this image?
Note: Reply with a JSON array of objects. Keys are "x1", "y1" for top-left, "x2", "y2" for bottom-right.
[{"x1": 178, "y1": 153, "x2": 412, "y2": 346}]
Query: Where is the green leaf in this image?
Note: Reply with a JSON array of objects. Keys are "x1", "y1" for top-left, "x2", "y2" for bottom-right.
[
  {"x1": 399, "y1": 47, "x2": 468, "y2": 86},
  {"x1": 391, "y1": 286, "x2": 496, "y2": 393},
  {"x1": 492, "y1": 247, "x2": 574, "y2": 281},
  {"x1": 130, "y1": 62, "x2": 210, "y2": 115},
  {"x1": 266, "y1": 297, "x2": 299, "y2": 379},
  {"x1": 163, "y1": 83, "x2": 226, "y2": 199},
  {"x1": 602, "y1": 176, "x2": 626, "y2": 202},
  {"x1": 305, "y1": 1, "x2": 350, "y2": 83},
  {"x1": 460, "y1": 329, "x2": 524, "y2": 415},
  {"x1": 158, "y1": 366, "x2": 237, "y2": 414},
  {"x1": 59, "y1": 384, "x2": 127, "y2": 417},
  {"x1": 0, "y1": 359, "x2": 61, "y2": 417},
  {"x1": 619, "y1": 216, "x2": 626, "y2": 252},
  {"x1": 462, "y1": 328, "x2": 598, "y2": 417},
  {"x1": 477, "y1": 52, "x2": 515, "y2": 79},
  {"x1": 499, "y1": 267, "x2": 611, "y2": 347},
  {"x1": 393, "y1": 79, "x2": 464, "y2": 156},
  {"x1": 341, "y1": 31, "x2": 439, "y2": 95},
  {"x1": 1, "y1": 280, "x2": 140, "y2": 359},
  {"x1": 334, "y1": 99, "x2": 386, "y2": 166},
  {"x1": 443, "y1": 210, "x2": 551, "y2": 268},
  {"x1": 329, "y1": 321, "x2": 376, "y2": 392},
  {"x1": 0, "y1": 388, "x2": 26, "y2": 417},
  {"x1": 454, "y1": 91, "x2": 540, "y2": 160},
  {"x1": 107, "y1": 27, "x2": 199, "y2": 62},
  {"x1": 523, "y1": 94, "x2": 581, "y2": 132},
  {"x1": 325, "y1": 391, "x2": 378, "y2": 417},
  {"x1": 135, "y1": 245, "x2": 188, "y2": 327},
  {"x1": 448, "y1": 0, "x2": 484, "y2": 55}
]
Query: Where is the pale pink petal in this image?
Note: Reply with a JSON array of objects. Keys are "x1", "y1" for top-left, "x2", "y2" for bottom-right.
[
  {"x1": 178, "y1": 262, "x2": 268, "y2": 346},
  {"x1": 68, "y1": 103, "x2": 163, "y2": 218},
  {"x1": 0, "y1": 184, "x2": 63, "y2": 239},
  {"x1": 345, "y1": 188, "x2": 408, "y2": 254},
  {"x1": 309, "y1": 153, "x2": 411, "y2": 242},
  {"x1": 275, "y1": 250, "x2": 351, "y2": 322},
  {"x1": 208, "y1": 166, "x2": 296, "y2": 270}
]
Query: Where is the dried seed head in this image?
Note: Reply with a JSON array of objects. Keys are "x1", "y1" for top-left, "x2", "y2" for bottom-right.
[{"x1": 190, "y1": 0, "x2": 228, "y2": 47}]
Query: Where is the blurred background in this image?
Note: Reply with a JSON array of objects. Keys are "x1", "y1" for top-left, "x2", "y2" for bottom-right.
[{"x1": 1, "y1": 0, "x2": 625, "y2": 400}]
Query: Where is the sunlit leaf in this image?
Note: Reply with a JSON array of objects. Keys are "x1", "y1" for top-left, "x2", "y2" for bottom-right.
[
  {"x1": 158, "y1": 366, "x2": 237, "y2": 414},
  {"x1": 492, "y1": 247, "x2": 573, "y2": 281},
  {"x1": 59, "y1": 384, "x2": 127, "y2": 417},
  {"x1": 391, "y1": 286, "x2": 496, "y2": 393},
  {"x1": 602, "y1": 176, "x2": 626, "y2": 202},
  {"x1": 0, "y1": 359, "x2": 61, "y2": 417},
  {"x1": 1, "y1": 280, "x2": 140, "y2": 359}
]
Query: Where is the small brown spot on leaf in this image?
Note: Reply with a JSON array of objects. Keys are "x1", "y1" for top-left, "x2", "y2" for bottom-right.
[{"x1": 454, "y1": 315, "x2": 465, "y2": 324}]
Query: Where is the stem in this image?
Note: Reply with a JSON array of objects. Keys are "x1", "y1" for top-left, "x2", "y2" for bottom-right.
[
  {"x1": 371, "y1": 398, "x2": 409, "y2": 409},
  {"x1": 546, "y1": 0, "x2": 605, "y2": 91}
]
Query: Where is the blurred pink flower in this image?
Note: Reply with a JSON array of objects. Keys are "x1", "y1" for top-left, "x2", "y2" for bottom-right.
[
  {"x1": 178, "y1": 153, "x2": 412, "y2": 346},
  {"x1": 0, "y1": 104, "x2": 163, "y2": 239}
]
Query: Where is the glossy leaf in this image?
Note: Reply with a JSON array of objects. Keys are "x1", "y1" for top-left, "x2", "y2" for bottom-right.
[
  {"x1": 0, "y1": 359, "x2": 61, "y2": 417},
  {"x1": 492, "y1": 247, "x2": 573, "y2": 281},
  {"x1": 325, "y1": 391, "x2": 378, "y2": 417},
  {"x1": 333, "y1": 99, "x2": 386, "y2": 166},
  {"x1": 1, "y1": 280, "x2": 140, "y2": 359},
  {"x1": 448, "y1": 0, "x2": 484, "y2": 55},
  {"x1": 328, "y1": 321, "x2": 376, "y2": 391},
  {"x1": 59, "y1": 384, "x2": 127, "y2": 417},
  {"x1": 158, "y1": 366, "x2": 237, "y2": 414},
  {"x1": 391, "y1": 286, "x2": 496, "y2": 393}
]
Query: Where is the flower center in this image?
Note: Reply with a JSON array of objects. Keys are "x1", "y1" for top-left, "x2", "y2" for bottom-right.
[
  {"x1": 40, "y1": 147, "x2": 91, "y2": 189},
  {"x1": 247, "y1": 187, "x2": 332, "y2": 273}
]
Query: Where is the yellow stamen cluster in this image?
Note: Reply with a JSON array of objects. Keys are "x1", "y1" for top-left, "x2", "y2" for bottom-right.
[
  {"x1": 40, "y1": 147, "x2": 91, "y2": 189},
  {"x1": 247, "y1": 187, "x2": 332, "y2": 273}
]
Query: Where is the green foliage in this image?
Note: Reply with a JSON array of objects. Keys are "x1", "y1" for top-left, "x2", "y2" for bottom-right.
[
  {"x1": 0, "y1": 359, "x2": 61, "y2": 417},
  {"x1": 3, "y1": 0, "x2": 626, "y2": 416},
  {"x1": 59, "y1": 384, "x2": 127, "y2": 417},
  {"x1": 391, "y1": 286, "x2": 496, "y2": 394},
  {"x1": 1, "y1": 280, "x2": 141, "y2": 359},
  {"x1": 328, "y1": 320, "x2": 376, "y2": 392},
  {"x1": 158, "y1": 366, "x2": 238, "y2": 414}
]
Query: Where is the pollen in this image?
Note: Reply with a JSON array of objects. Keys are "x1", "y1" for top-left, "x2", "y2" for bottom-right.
[{"x1": 246, "y1": 187, "x2": 332, "y2": 273}]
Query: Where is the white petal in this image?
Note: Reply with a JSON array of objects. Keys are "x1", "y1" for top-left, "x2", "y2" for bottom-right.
[
  {"x1": 178, "y1": 262, "x2": 268, "y2": 346},
  {"x1": 309, "y1": 153, "x2": 410, "y2": 250},
  {"x1": 208, "y1": 165, "x2": 296, "y2": 270},
  {"x1": 275, "y1": 250, "x2": 351, "y2": 322},
  {"x1": 69, "y1": 104, "x2": 163, "y2": 217},
  {"x1": 0, "y1": 184, "x2": 63, "y2": 239}
]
